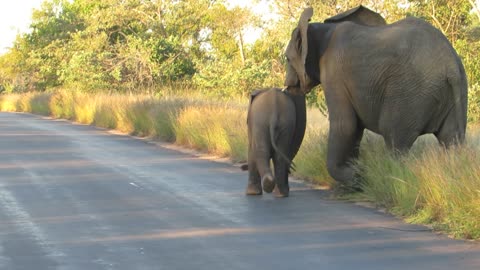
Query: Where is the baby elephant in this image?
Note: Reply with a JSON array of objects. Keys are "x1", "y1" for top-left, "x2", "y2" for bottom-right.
[{"x1": 244, "y1": 88, "x2": 306, "y2": 197}]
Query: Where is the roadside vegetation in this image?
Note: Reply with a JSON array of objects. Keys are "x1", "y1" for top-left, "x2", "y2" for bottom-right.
[{"x1": 0, "y1": 0, "x2": 479, "y2": 240}]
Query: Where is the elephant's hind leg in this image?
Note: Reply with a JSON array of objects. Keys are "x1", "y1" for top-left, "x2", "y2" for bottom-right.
[
  {"x1": 246, "y1": 170, "x2": 262, "y2": 195},
  {"x1": 262, "y1": 174, "x2": 275, "y2": 194},
  {"x1": 272, "y1": 125, "x2": 294, "y2": 197},
  {"x1": 435, "y1": 108, "x2": 466, "y2": 147},
  {"x1": 254, "y1": 137, "x2": 275, "y2": 194},
  {"x1": 273, "y1": 154, "x2": 290, "y2": 197},
  {"x1": 384, "y1": 132, "x2": 418, "y2": 153},
  {"x1": 246, "y1": 150, "x2": 262, "y2": 195},
  {"x1": 246, "y1": 165, "x2": 262, "y2": 195}
]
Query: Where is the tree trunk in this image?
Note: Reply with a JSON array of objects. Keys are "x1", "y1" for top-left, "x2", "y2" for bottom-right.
[{"x1": 238, "y1": 31, "x2": 246, "y2": 66}]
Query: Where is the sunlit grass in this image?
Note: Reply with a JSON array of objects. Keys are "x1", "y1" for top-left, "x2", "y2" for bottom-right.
[
  {"x1": 357, "y1": 131, "x2": 480, "y2": 239},
  {"x1": 49, "y1": 90, "x2": 75, "y2": 119},
  {"x1": 293, "y1": 110, "x2": 334, "y2": 186},
  {"x1": 0, "y1": 94, "x2": 21, "y2": 112},
  {"x1": 0, "y1": 90, "x2": 479, "y2": 239},
  {"x1": 408, "y1": 137, "x2": 480, "y2": 239},
  {"x1": 174, "y1": 104, "x2": 248, "y2": 161},
  {"x1": 356, "y1": 134, "x2": 421, "y2": 216},
  {"x1": 93, "y1": 97, "x2": 120, "y2": 130},
  {"x1": 73, "y1": 93, "x2": 97, "y2": 124}
]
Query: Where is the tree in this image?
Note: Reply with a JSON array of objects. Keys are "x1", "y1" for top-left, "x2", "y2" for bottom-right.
[{"x1": 408, "y1": 0, "x2": 473, "y2": 41}]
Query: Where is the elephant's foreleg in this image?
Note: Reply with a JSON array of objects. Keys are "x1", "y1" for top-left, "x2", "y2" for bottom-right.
[
  {"x1": 272, "y1": 121, "x2": 295, "y2": 197},
  {"x1": 326, "y1": 119, "x2": 363, "y2": 186},
  {"x1": 351, "y1": 127, "x2": 364, "y2": 159}
]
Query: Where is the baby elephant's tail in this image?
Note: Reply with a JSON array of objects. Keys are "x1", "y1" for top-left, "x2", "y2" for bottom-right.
[{"x1": 269, "y1": 116, "x2": 296, "y2": 172}]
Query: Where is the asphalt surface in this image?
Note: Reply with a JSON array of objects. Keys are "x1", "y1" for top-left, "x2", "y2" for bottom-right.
[{"x1": 0, "y1": 112, "x2": 478, "y2": 270}]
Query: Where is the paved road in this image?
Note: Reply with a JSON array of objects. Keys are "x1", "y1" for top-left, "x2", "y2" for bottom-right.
[{"x1": 0, "y1": 112, "x2": 478, "y2": 270}]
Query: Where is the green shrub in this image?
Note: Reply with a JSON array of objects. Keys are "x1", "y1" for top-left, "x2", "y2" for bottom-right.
[{"x1": 29, "y1": 93, "x2": 52, "y2": 115}]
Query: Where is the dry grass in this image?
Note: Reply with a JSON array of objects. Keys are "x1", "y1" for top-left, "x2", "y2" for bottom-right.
[
  {"x1": 357, "y1": 132, "x2": 480, "y2": 239},
  {"x1": 174, "y1": 104, "x2": 248, "y2": 161},
  {"x1": 292, "y1": 109, "x2": 334, "y2": 186}
]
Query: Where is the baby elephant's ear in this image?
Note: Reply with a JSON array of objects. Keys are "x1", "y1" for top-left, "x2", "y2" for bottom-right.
[
  {"x1": 249, "y1": 89, "x2": 263, "y2": 105},
  {"x1": 324, "y1": 5, "x2": 386, "y2": 26}
]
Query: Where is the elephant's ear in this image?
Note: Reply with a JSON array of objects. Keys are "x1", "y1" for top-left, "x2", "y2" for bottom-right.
[
  {"x1": 249, "y1": 89, "x2": 263, "y2": 105},
  {"x1": 324, "y1": 5, "x2": 386, "y2": 26},
  {"x1": 247, "y1": 89, "x2": 264, "y2": 124},
  {"x1": 284, "y1": 8, "x2": 313, "y2": 93},
  {"x1": 298, "y1": 7, "x2": 313, "y2": 68}
]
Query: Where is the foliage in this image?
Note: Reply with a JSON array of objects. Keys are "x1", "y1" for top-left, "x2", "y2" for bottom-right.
[
  {"x1": 407, "y1": 0, "x2": 473, "y2": 41},
  {"x1": 467, "y1": 83, "x2": 480, "y2": 122}
]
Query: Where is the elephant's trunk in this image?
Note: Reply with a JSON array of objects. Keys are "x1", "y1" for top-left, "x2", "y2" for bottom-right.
[{"x1": 289, "y1": 94, "x2": 307, "y2": 163}]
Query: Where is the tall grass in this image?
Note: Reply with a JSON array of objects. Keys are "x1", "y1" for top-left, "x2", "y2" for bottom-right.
[
  {"x1": 0, "y1": 90, "x2": 479, "y2": 239},
  {"x1": 174, "y1": 105, "x2": 248, "y2": 160},
  {"x1": 358, "y1": 132, "x2": 480, "y2": 239},
  {"x1": 410, "y1": 140, "x2": 480, "y2": 239},
  {"x1": 293, "y1": 110, "x2": 334, "y2": 186}
]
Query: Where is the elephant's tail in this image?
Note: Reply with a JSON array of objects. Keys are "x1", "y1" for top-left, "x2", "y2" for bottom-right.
[
  {"x1": 270, "y1": 127, "x2": 295, "y2": 171},
  {"x1": 448, "y1": 61, "x2": 468, "y2": 143}
]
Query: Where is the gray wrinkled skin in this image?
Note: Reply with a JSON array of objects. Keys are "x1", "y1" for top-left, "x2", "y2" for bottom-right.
[
  {"x1": 285, "y1": 7, "x2": 467, "y2": 185},
  {"x1": 245, "y1": 88, "x2": 306, "y2": 197}
]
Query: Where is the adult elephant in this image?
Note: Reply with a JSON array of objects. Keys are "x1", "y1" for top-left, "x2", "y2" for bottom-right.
[{"x1": 284, "y1": 7, "x2": 468, "y2": 185}]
